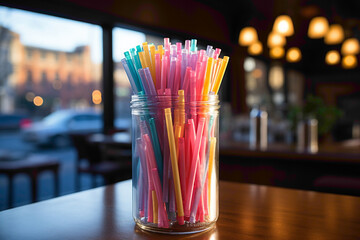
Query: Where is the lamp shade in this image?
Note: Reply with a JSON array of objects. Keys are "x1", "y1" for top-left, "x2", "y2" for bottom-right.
[
  {"x1": 273, "y1": 15, "x2": 294, "y2": 36},
  {"x1": 325, "y1": 50, "x2": 340, "y2": 65},
  {"x1": 286, "y1": 47, "x2": 302, "y2": 62},
  {"x1": 325, "y1": 24, "x2": 344, "y2": 45},
  {"x1": 341, "y1": 38, "x2": 360, "y2": 55},
  {"x1": 267, "y1": 31, "x2": 286, "y2": 48},
  {"x1": 308, "y1": 17, "x2": 329, "y2": 38},
  {"x1": 269, "y1": 47, "x2": 285, "y2": 59},
  {"x1": 239, "y1": 27, "x2": 258, "y2": 46},
  {"x1": 342, "y1": 55, "x2": 357, "y2": 69},
  {"x1": 248, "y1": 41, "x2": 263, "y2": 55}
]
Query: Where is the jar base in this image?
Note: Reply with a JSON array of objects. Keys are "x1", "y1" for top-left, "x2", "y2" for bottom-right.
[{"x1": 135, "y1": 219, "x2": 216, "y2": 235}]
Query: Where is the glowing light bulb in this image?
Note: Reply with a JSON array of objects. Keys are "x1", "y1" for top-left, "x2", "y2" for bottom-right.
[
  {"x1": 239, "y1": 27, "x2": 258, "y2": 46},
  {"x1": 341, "y1": 38, "x2": 360, "y2": 55},
  {"x1": 325, "y1": 50, "x2": 340, "y2": 65},
  {"x1": 273, "y1": 15, "x2": 294, "y2": 36},
  {"x1": 308, "y1": 17, "x2": 329, "y2": 38},
  {"x1": 269, "y1": 47, "x2": 285, "y2": 59},
  {"x1": 248, "y1": 41, "x2": 263, "y2": 55},
  {"x1": 342, "y1": 55, "x2": 357, "y2": 69},
  {"x1": 325, "y1": 24, "x2": 344, "y2": 45},
  {"x1": 286, "y1": 47, "x2": 302, "y2": 62}
]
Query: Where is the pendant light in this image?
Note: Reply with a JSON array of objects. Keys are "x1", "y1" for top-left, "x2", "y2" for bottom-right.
[{"x1": 273, "y1": 15, "x2": 294, "y2": 36}]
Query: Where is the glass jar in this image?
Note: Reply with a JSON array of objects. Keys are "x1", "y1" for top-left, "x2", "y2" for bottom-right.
[{"x1": 131, "y1": 93, "x2": 220, "y2": 234}]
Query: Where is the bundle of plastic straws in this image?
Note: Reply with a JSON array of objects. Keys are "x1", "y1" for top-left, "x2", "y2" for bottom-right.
[{"x1": 121, "y1": 38, "x2": 229, "y2": 228}]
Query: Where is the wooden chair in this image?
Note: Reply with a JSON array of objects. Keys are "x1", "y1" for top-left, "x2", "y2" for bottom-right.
[{"x1": 70, "y1": 133, "x2": 131, "y2": 191}]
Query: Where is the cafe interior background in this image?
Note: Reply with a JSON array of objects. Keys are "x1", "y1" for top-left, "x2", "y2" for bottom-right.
[{"x1": 0, "y1": 0, "x2": 360, "y2": 210}]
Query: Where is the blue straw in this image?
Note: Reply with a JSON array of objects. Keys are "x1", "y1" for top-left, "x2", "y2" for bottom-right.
[
  {"x1": 124, "y1": 51, "x2": 143, "y2": 92},
  {"x1": 144, "y1": 67, "x2": 157, "y2": 95},
  {"x1": 121, "y1": 58, "x2": 138, "y2": 94}
]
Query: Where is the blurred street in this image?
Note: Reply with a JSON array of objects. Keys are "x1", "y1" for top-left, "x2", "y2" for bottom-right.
[{"x1": 0, "y1": 130, "x2": 102, "y2": 211}]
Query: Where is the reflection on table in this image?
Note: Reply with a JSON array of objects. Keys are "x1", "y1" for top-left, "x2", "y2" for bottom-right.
[{"x1": 1, "y1": 180, "x2": 359, "y2": 240}]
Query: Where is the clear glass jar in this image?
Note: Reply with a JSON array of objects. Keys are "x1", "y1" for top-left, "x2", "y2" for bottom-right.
[{"x1": 131, "y1": 94, "x2": 220, "y2": 234}]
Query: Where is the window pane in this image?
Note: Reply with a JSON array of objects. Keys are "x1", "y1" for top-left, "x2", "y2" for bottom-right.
[
  {"x1": 113, "y1": 27, "x2": 146, "y2": 130},
  {"x1": 0, "y1": 6, "x2": 103, "y2": 209}
]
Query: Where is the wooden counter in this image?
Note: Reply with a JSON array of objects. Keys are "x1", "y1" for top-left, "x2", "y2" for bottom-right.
[{"x1": 1, "y1": 180, "x2": 360, "y2": 240}]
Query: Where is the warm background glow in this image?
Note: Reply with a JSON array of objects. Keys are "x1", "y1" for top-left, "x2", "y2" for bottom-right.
[
  {"x1": 325, "y1": 24, "x2": 344, "y2": 45},
  {"x1": 33, "y1": 96, "x2": 44, "y2": 106},
  {"x1": 273, "y1": 15, "x2": 294, "y2": 36},
  {"x1": 92, "y1": 90, "x2": 102, "y2": 104},
  {"x1": 270, "y1": 47, "x2": 285, "y2": 59},
  {"x1": 342, "y1": 55, "x2": 357, "y2": 69},
  {"x1": 239, "y1": 27, "x2": 258, "y2": 46},
  {"x1": 308, "y1": 17, "x2": 329, "y2": 38},
  {"x1": 325, "y1": 50, "x2": 340, "y2": 65},
  {"x1": 286, "y1": 47, "x2": 302, "y2": 62},
  {"x1": 248, "y1": 41, "x2": 263, "y2": 55}
]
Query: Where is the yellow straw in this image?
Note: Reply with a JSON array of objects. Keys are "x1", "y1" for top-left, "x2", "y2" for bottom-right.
[
  {"x1": 142, "y1": 42, "x2": 152, "y2": 72},
  {"x1": 211, "y1": 56, "x2": 229, "y2": 94},
  {"x1": 207, "y1": 137, "x2": 216, "y2": 207},
  {"x1": 158, "y1": 45, "x2": 164, "y2": 58},
  {"x1": 164, "y1": 108, "x2": 184, "y2": 220},
  {"x1": 149, "y1": 44, "x2": 156, "y2": 84},
  {"x1": 175, "y1": 124, "x2": 182, "y2": 153},
  {"x1": 202, "y1": 57, "x2": 214, "y2": 100},
  {"x1": 178, "y1": 90, "x2": 185, "y2": 127},
  {"x1": 152, "y1": 190, "x2": 158, "y2": 224},
  {"x1": 138, "y1": 52, "x2": 148, "y2": 69}
]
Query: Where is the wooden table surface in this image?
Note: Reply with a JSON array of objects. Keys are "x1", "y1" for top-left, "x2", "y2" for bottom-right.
[{"x1": 1, "y1": 180, "x2": 359, "y2": 240}]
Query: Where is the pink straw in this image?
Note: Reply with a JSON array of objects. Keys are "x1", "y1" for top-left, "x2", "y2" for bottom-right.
[
  {"x1": 161, "y1": 55, "x2": 168, "y2": 90},
  {"x1": 178, "y1": 137, "x2": 186, "y2": 204},
  {"x1": 173, "y1": 56, "x2": 182, "y2": 94},
  {"x1": 185, "y1": 118, "x2": 205, "y2": 217}
]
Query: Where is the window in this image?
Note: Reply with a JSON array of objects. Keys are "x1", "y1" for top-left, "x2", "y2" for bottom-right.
[
  {"x1": 112, "y1": 27, "x2": 146, "y2": 130},
  {"x1": 0, "y1": 6, "x2": 103, "y2": 209}
]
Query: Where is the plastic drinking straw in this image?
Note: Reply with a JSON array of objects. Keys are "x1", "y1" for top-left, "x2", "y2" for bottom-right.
[
  {"x1": 138, "y1": 51, "x2": 148, "y2": 70},
  {"x1": 144, "y1": 68, "x2": 157, "y2": 95},
  {"x1": 170, "y1": 44, "x2": 177, "y2": 57},
  {"x1": 158, "y1": 45, "x2": 164, "y2": 58},
  {"x1": 143, "y1": 42, "x2": 153, "y2": 71},
  {"x1": 152, "y1": 190, "x2": 158, "y2": 224},
  {"x1": 206, "y1": 45, "x2": 213, "y2": 56},
  {"x1": 162, "y1": 121, "x2": 170, "y2": 203},
  {"x1": 149, "y1": 44, "x2": 156, "y2": 83},
  {"x1": 164, "y1": 38, "x2": 170, "y2": 51},
  {"x1": 198, "y1": 50, "x2": 205, "y2": 63},
  {"x1": 143, "y1": 133, "x2": 168, "y2": 227},
  {"x1": 121, "y1": 58, "x2": 139, "y2": 94},
  {"x1": 178, "y1": 90, "x2": 186, "y2": 128},
  {"x1": 164, "y1": 108, "x2": 185, "y2": 225},
  {"x1": 185, "y1": 117, "x2": 205, "y2": 217},
  {"x1": 167, "y1": 57, "x2": 176, "y2": 93},
  {"x1": 137, "y1": 138, "x2": 148, "y2": 218},
  {"x1": 130, "y1": 48, "x2": 137, "y2": 67},
  {"x1": 138, "y1": 167, "x2": 144, "y2": 217},
  {"x1": 174, "y1": 124, "x2": 182, "y2": 152},
  {"x1": 208, "y1": 49, "x2": 215, "y2": 58},
  {"x1": 207, "y1": 137, "x2": 216, "y2": 216},
  {"x1": 215, "y1": 48, "x2": 221, "y2": 57},
  {"x1": 190, "y1": 71, "x2": 197, "y2": 122},
  {"x1": 161, "y1": 55, "x2": 168, "y2": 90},
  {"x1": 182, "y1": 67, "x2": 192, "y2": 97},
  {"x1": 151, "y1": 169, "x2": 169, "y2": 228},
  {"x1": 211, "y1": 56, "x2": 229, "y2": 94},
  {"x1": 178, "y1": 137, "x2": 186, "y2": 203},
  {"x1": 149, "y1": 118, "x2": 163, "y2": 183},
  {"x1": 155, "y1": 53, "x2": 161, "y2": 90},
  {"x1": 185, "y1": 40, "x2": 190, "y2": 52},
  {"x1": 196, "y1": 62, "x2": 206, "y2": 100},
  {"x1": 189, "y1": 52, "x2": 198, "y2": 70},
  {"x1": 138, "y1": 69, "x2": 151, "y2": 95},
  {"x1": 190, "y1": 39, "x2": 197, "y2": 52},
  {"x1": 124, "y1": 51, "x2": 143, "y2": 92},
  {"x1": 211, "y1": 59, "x2": 222, "y2": 89},
  {"x1": 181, "y1": 50, "x2": 188, "y2": 87},
  {"x1": 190, "y1": 136, "x2": 209, "y2": 223},
  {"x1": 201, "y1": 57, "x2": 214, "y2": 100},
  {"x1": 173, "y1": 56, "x2": 182, "y2": 93},
  {"x1": 176, "y1": 42, "x2": 182, "y2": 53}
]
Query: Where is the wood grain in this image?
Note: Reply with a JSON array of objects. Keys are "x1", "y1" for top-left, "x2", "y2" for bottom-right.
[{"x1": 0, "y1": 180, "x2": 359, "y2": 240}]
